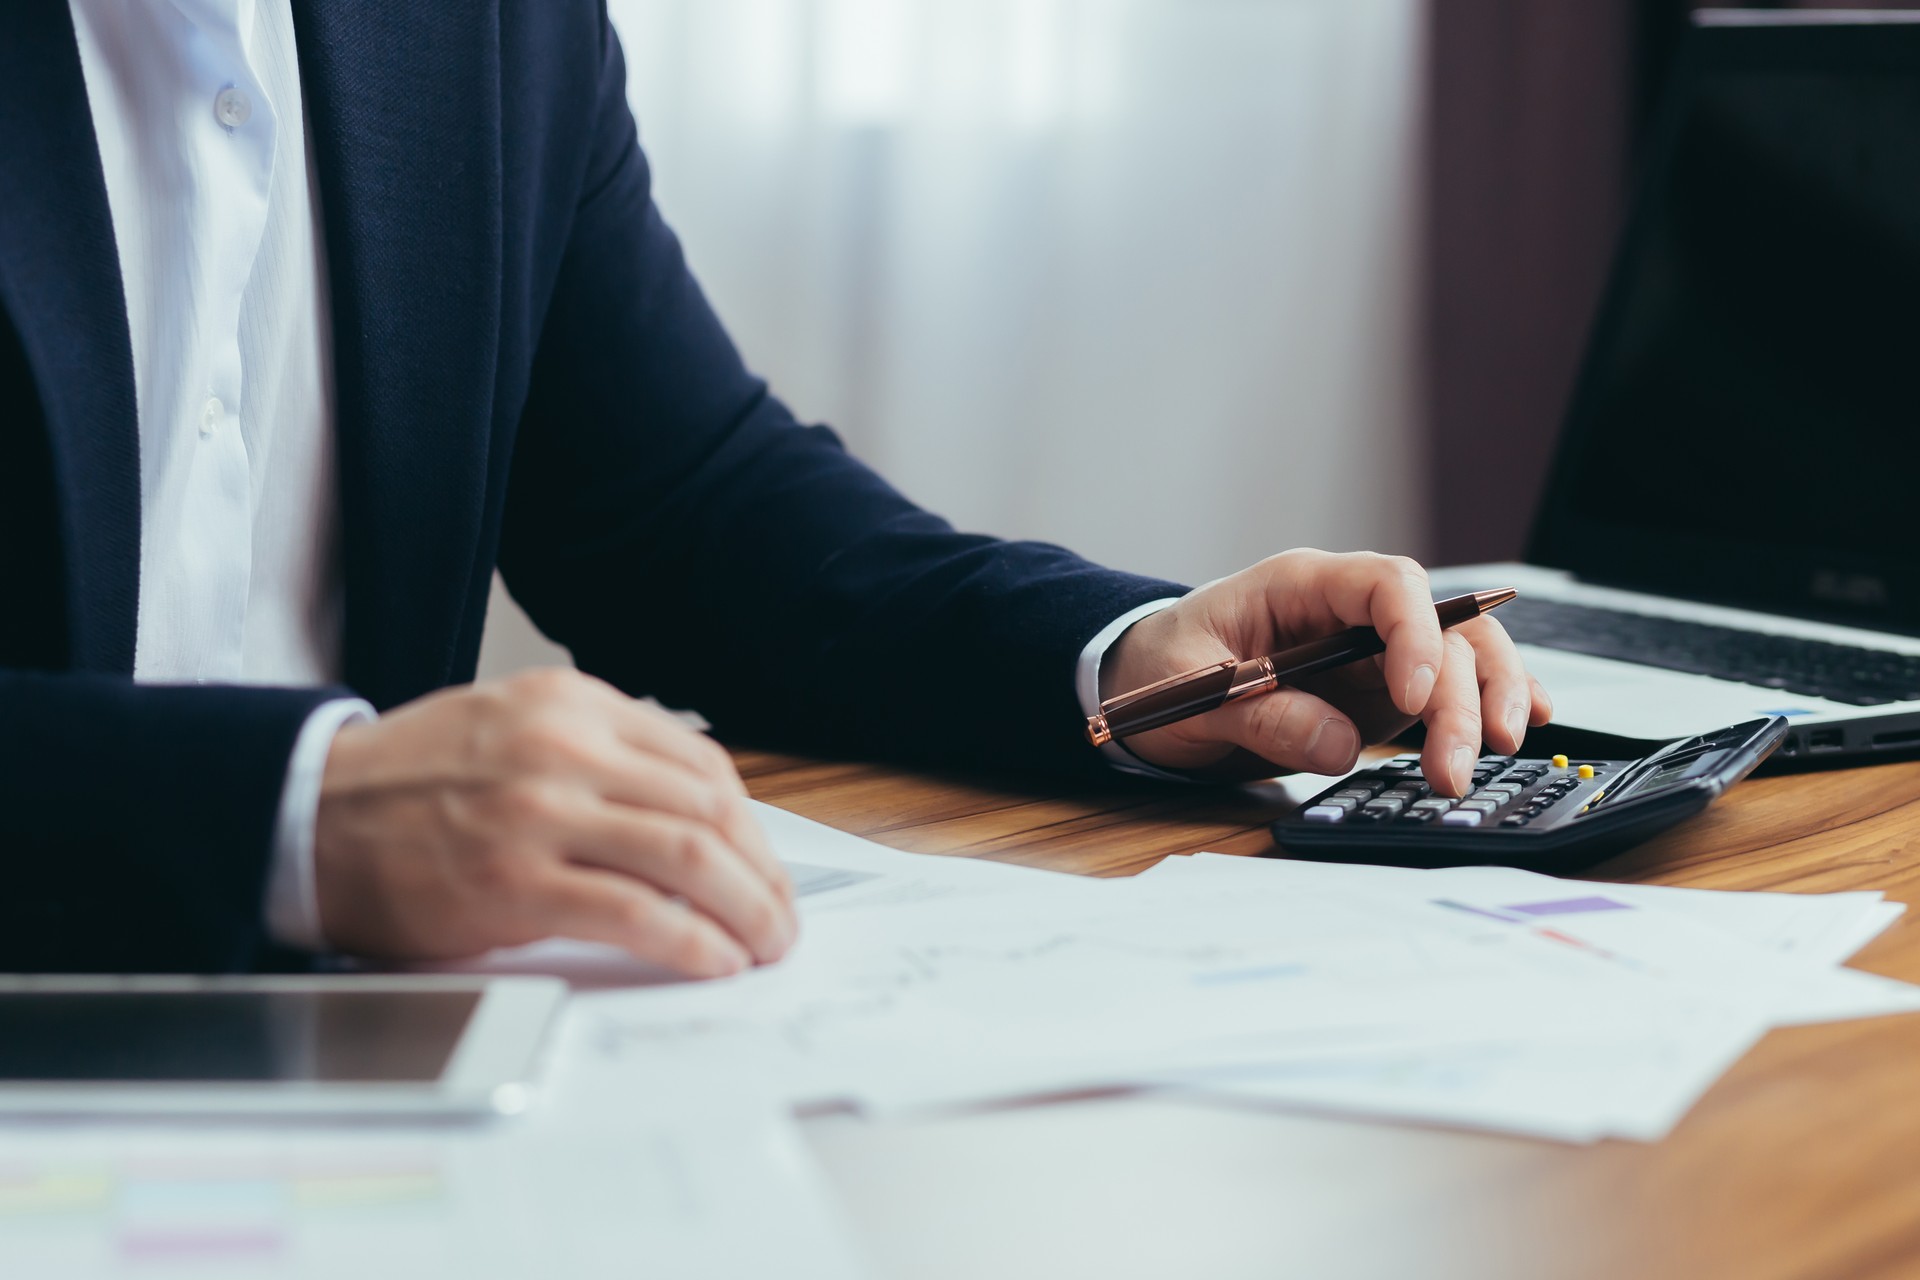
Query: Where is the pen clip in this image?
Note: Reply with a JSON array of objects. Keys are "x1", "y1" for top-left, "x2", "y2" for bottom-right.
[{"x1": 1100, "y1": 659, "x2": 1237, "y2": 715}]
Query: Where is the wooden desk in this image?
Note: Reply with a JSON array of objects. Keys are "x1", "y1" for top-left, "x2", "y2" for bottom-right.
[{"x1": 737, "y1": 748, "x2": 1920, "y2": 1280}]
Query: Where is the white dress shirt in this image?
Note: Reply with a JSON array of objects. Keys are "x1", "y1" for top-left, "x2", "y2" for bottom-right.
[
  {"x1": 68, "y1": 0, "x2": 367, "y2": 950},
  {"x1": 64, "y1": 0, "x2": 1172, "y2": 955}
]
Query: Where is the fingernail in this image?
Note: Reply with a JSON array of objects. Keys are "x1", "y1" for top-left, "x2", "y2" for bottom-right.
[
  {"x1": 1307, "y1": 718, "x2": 1360, "y2": 774},
  {"x1": 1405, "y1": 665, "x2": 1437, "y2": 713},
  {"x1": 716, "y1": 941, "x2": 751, "y2": 977},
  {"x1": 1506, "y1": 706, "x2": 1526, "y2": 746},
  {"x1": 1450, "y1": 744, "x2": 1474, "y2": 797}
]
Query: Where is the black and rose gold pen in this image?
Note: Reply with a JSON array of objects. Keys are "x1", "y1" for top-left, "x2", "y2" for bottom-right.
[{"x1": 1085, "y1": 588, "x2": 1519, "y2": 747}]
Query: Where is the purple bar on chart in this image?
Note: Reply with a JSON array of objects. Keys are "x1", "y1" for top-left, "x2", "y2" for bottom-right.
[{"x1": 1504, "y1": 896, "x2": 1633, "y2": 917}]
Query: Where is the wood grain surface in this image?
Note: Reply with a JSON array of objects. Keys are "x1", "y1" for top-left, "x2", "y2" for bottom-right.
[{"x1": 740, "y1": 747, "x2": 1920, "y2": 1280}]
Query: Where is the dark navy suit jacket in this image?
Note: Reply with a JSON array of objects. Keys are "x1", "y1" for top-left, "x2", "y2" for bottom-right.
[{"x1": 0, "y1": 3, "x2": 1182, "y2": 972}]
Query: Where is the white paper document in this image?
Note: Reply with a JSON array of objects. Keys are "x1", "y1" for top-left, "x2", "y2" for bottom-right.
[
  {"x1": 1135, "y1": 854, "x2": 1910, "y2": 1141},
  {"x1": 543, "y1": 803, "x2": 1918, "y2": 1144}
]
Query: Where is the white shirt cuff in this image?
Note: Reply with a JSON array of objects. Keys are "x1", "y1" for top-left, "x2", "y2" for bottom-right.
[
  {"x1": 266, "y1": 697, "x2": 377, "y2": 952},
  {"x1": 1074, "y1": 597, "x2": 1189, "y2": 781}
]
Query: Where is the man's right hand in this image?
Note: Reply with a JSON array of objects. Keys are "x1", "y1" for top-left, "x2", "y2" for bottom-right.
[{"x1": 312, "y1": 668, "x2": 796, "y2": 978}]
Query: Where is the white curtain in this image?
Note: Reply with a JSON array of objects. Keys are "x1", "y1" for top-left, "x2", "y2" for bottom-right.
[{"x1": 482, "y1": 0, "x2": 1428, "y2": 674}]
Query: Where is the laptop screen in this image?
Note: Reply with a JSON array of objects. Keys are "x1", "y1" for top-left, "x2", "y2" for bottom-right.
[{"x1": 1528, "y1": 19, "x2": 1920, "y2": 633}]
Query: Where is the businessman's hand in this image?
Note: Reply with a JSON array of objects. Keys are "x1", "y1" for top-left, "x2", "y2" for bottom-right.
[
  {"x1": 312, "y1": 668, "x2": 795, "y2": 977},
  {"x1": 1101, "y1": 550, "x2": 1552, "y2": 796}
]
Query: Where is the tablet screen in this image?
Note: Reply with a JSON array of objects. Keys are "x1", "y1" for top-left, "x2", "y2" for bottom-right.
[{"x1": 0, "y1": 991, "x2": 480, "y2": 1083}]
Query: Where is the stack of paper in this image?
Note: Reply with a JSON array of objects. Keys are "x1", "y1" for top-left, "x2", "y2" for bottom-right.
[
  {"x1": 1136, "y1": 854, "x2": 1907, "y2": 1141},
  {"x1": 538, "y1": 802, "x2": 1916, "y2": 1145}
]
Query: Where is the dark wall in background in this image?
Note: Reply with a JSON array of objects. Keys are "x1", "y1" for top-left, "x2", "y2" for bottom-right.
[
  {"x1": 1421, "y1": 0, "x2": 1909, "y2": 565},
  {"x1": 1423, "y1": 1, "x2": 1644, "y2": 565}
]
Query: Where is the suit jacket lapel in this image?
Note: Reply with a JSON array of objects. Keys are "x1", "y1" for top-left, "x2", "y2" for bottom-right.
[
  {"x1": 0, "y1": 2, "x2": 141, "y2": 674},
  {"x1": 292, "y1": 2, "x2": 503, "y2": 708}
]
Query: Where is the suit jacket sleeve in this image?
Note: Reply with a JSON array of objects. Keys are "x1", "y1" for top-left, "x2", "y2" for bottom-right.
[
  {"x1": 497, "y1": 18, "x2": 1186, "y2": 777},
  {"x1": 0, "y1": 674, "x2": 343, "y2": 971}
]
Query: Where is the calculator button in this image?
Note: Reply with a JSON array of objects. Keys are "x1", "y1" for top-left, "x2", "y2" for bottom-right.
[
  {"x1": 1319, "y1": 796, "x2": 1359, "y2": 812},
  {"x1": 1501, "y1": 815, "x2": 1531, "y2": 828},
  {"x1": 1379, "y1": 788, "x2": 1419, "y2": 803},
  {"x1": 1334, "y1": 788, "x2": 1376, "y2": 801},
  {"x1": 1399, "y1": 809, "x2": 1438, "y2": 824},
  {"x1": 1411, "y1": 797, "x2": 1455, "y2": 812},
  {"x1": 1350, "y1": 807, "x2": 1393, "y2": 823},
  {"x1": 1364, "y1": 799, "x2": 1406, "y2": 817},
  {"x1": 1302, "y1": 806, "x2": 1346, "y2": 823},
  {"x1": 1440, "y1": 810, "x2": 1484, "y2": 827},
  {"x1": 1457, "y1": 799, "x2": 1499, "y2": 814}
]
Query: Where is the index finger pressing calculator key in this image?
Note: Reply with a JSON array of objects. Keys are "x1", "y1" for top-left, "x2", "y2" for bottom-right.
[{"x1": 1270, "y1": 717, "x2": 1788, "y2": 871}]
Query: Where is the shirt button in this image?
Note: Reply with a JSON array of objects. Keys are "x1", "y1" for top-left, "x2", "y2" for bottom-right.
[
  {"x1": 201, "y1": 397, "x2": 223, "y2": 437},
  {"x1": 214, "y1": 86, "x2": 253, "y2": 129}
]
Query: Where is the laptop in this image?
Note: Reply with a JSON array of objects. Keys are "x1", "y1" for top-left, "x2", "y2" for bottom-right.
[{"x1": 1428, "y1": 10, "x2": 1920, "y2": 764}]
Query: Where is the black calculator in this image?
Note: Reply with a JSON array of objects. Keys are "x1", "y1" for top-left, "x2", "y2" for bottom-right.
[{"x1": 1271, "y1": 717, "x2": 1788, "y2": 871}]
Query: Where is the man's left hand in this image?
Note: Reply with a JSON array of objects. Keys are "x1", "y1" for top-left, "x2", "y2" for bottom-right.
[{"x1": 1100, "y1": 549, "x2": 1552, "y2": 796}]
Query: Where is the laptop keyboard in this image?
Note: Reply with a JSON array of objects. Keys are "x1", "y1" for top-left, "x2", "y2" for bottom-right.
[{"x1": 1499, "y1": 598, "x2": 1920, "y2": 707}]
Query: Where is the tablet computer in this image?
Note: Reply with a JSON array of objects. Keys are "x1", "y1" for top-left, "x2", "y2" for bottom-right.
[{"x1": 0, "y1": 975, "x2": 567, "y2": 1118}]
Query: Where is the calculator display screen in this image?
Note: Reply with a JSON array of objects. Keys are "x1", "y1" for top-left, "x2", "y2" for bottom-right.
[{"x1": 1636, "y1": 757, "x2": 1700, "y2": 795}]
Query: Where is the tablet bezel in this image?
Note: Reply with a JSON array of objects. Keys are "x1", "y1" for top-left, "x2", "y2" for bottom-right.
[{"x1": 0, "y1": 974, "x2": 567, "y2": 1118}]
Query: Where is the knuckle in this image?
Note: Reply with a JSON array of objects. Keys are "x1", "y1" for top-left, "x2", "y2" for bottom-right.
[
  {"x1": 506, "y1": 667, "x2": 576, "y2": 701},
  {"x1": 667, "y1": 827, "x2": 718, "y2": 877},
  {"x1": 618, "y1": 894, "x2": 661, "y2": 938},
  {"x1": 667, "y1": 924, "x2": 717, "y2": 975},
  {"x1": 468, "y1": 844, "x2": 531, "y2": 897},
  {"x1": 686, "y1": 781, "x2": 730, "y2": 827},
  {"x1": 1245, "y1": 695, "x2": 1308, "y2": 758},
  {"x1": 508, "y1": 720, "x2": 586, "y2": 773},
  {"x1": 741, "y1": 896, "x2": 781, "y2": 948},
  {"x1": 1263, "y1": 547, "x2": 1313, "y2": 571},
  {"x1": 497, "y1": 777, "x2": 569, "y2": 827},
  {"x1": 693, "y1": 735, "x2": 738, "y2": 780}
]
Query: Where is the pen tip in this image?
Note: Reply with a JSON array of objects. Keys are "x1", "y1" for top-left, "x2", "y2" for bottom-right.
[{"x1": 1474, "y1": 587, "x2": 1519, "y2": 612}]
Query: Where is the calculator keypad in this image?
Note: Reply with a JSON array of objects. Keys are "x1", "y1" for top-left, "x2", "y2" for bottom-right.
[{"x1": 1296, "y1": 755, "x2": 1610, "y2": 831}]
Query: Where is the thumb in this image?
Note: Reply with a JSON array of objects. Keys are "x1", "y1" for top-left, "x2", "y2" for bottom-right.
[{"x1": 1197, "y1": 687, "x2": 1362, "y2": 777}]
